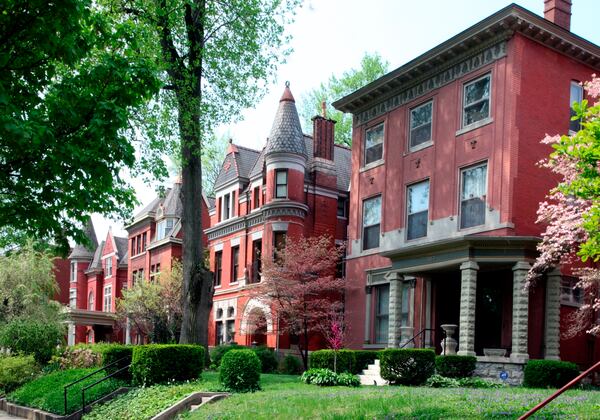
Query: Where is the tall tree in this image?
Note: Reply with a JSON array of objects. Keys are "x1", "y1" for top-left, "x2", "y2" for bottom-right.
[
  {"x1": 299, "y1": 52, "x2": 389, "y2": 147},
  {"x1": 0, "y1": 0, "x2": 161, "y2": 253},
  {"x1": 111, "y1": 0, "x2": 300, "y2": 347},
  {"x1": 528, "y1": 76, "x2": 600, "y2": 336},
  {"x1": 251, "y1": 235, "x2": 345, "y2": 369}
]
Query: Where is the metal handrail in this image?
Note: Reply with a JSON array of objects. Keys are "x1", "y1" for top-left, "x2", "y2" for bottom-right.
[
  {"x1": 63, "y1": 356, "x2": 130, "y2": 415},
  {"x1": 399, "y1": 328, "x2": 441, "y2": 350},
  {"x1": 81, "y1": 364, "x2": 130, "y2": 414},
  {"x1": 519, "y1": 360, "x2": 600, "y2": 419}
]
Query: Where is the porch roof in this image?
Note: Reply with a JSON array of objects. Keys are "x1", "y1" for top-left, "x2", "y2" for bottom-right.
[{"x1": 64, "y1": 308, "x2": 116, "y2": 326}]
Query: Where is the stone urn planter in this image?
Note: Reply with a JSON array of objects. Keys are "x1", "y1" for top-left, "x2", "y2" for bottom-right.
[
  {"x1": 440, "y1": 324, "x2": 458, "y2": 355},
  {"x1": 483, "y1": 348, "x2": 507, "y2": 357}
]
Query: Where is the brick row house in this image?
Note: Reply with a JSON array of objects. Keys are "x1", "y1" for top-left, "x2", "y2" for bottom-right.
[
  {"x1": 66, "y1": 222, "x2": 128, "y2": 344},
  {"x1": 333, "y1": 0, "x2": 600, "y2": 380},
  {"x1": 205, "y1": 84, "x2": 351, "y2": 350}
]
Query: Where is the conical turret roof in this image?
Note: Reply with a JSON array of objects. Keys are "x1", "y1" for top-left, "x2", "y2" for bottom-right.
[
  {"x1": 265, "y1": 83, "x2": 306, "y2": 158},
  {"x1": 68, "y1": 217, "x2": 98, "y2": 260}
]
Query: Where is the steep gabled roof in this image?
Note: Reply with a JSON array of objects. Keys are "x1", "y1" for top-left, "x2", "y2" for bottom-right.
[
  {"x1": 114, "y1": 237, "x2": 128, "y2": 265},
  {"x1": 162, "y1": 182, "x2": 182, "y2": 217},
  {"x1": 88, "y1": 240, "x2": 105, "y2": 272},
  {"x1": 214, "y1": 144, "x2": 261, "y2": 189}
]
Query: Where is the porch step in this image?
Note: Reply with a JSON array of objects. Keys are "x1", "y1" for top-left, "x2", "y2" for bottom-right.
[{"x1": 358, "y1": 359, "x2": 388, "y2": 386}]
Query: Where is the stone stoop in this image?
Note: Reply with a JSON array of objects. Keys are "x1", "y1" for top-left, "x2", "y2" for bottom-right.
[{"x1": 358, "y1": 359, "x2": 389, "y2": 386}]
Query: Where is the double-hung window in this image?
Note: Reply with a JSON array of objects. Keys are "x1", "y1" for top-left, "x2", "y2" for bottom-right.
[
  {"x1": 362, "y1": 195, "x2": 382, "y2": 250},
  {"x1": 156, "y1": 218, "x2": 174, "y2": 240},
  {"x1": 231, "y1": 246, "x2": 240, "y2": 282},
  {"x1": 337, "y1": 197, "x2": 348, "y2": 218},
  {"x1": 364, "y1": 123, "x2": 384, "y2": 165},
  {"x1": 88, "y1": 292, "x2": 94, "y2": 310},
  {"x1": 275, "y1": 170, "x2": 288, "y2": 198},
  {"x1": 69, "y1": 289, "x2": 77, "y2": 308},
  {"x1": 407, "y1": 180, "x2": 429, "y2": 240},
  {"x1": 460, "y1": 163, "x2": 487, "y2": 229},
  {"x1": 570, "y1": 81, "x2": 583, "y2": 132},
  {"x1": 105, "y1": 257, "x2": 113, "y2": 278},
  {"x1": 70, "y1": 261, "x2": 76, "y2": 282},
  {"x1": 374, "y1": 284, "x2": 389, "y2": 344},
  {"x1": 409, "y1": 101, "x2": 433, "y2": 149},
  {"x1": 214, "y1": 251, "x2": 223, "y2": 286},
  {"x1": 223, "y1": 194, "x2": 231, "y2": 220},
  {"x1": 560, "y1": 277, "x2": 583, "y2": 306},
  {"x1": 103, "y1": 285, "x2": 112, "y2": 312},
  {"x1": 463, "y1": 74, "x2": 491, "y2": 127}
]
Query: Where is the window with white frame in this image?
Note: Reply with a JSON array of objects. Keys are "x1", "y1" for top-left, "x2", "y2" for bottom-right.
[
  {"x1": 69, "y1": 289, "x2": 77, "y2": 308},
  {"x1": 70, "y1": 261, "x2": 77, "y2": 282},
  {"x1": 105, "y1": 257, "x2": 113, "y2": 278},
  {"x1": 409, "y1": 101, "x2": 433, "y2": 149},
  {"x1": 463, "y1": 74, "x2": 491, "y2": 127},
  {"x1": 223, "y1": 193, "x2": 231, "y2": 220},
  {"x1": 275, "y1": 170, "x2": 288, "y2": 198},
  {"x1": 103, "y1": 284, "x2": 112, "y2": 312},
  {"x1": 364, "y1": 123, "x2": 384, "y2": 165},
  {"x1": 407, "y1": 180, "x2": 429, "y2": 240},
  {"x1": 88, "y1": 291, "x2": 94, "y2": 310},
  {"x1": 156, "y1": 218, "x2": 175, "y2": 240},
  {"x1": 460, "y1": 163, "x2": 487, "y2": 229},
  {"x1": 560, "y1": 277, "x2": 583, "y2": 306},
  {"x1": 374, "y1": 284, "x2": 389, "y2": 344},
  {"x1": 214, "y1": 251, "x2": 222, "y2": 286},
  {"x1": 570, "y1": 81, "x2": 583, "y2": 133},
  {"x1": 362, "y1": 195, "x2": 382, "y2": 250}
]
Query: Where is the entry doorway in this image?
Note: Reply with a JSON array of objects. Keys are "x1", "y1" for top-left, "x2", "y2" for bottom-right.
[{"x1": 474, "y1": 270, "x2": 512, "y2": 356}]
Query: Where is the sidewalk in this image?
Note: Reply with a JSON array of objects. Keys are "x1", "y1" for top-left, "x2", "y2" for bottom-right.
[{"x1": 0, "y1": 410, "x2": 22, "y2": 419}]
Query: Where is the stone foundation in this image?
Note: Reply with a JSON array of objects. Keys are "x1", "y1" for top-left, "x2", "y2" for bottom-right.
[{"x1": 473, "y1": 357, "x2": 525, "y2": 386}]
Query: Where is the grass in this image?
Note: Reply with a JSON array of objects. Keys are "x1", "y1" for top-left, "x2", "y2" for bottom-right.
[
  {"x1": 83, "y1": 372, "x2": 221, "y2": 420},
  {"x1": 186, "y1": 374, "x2": 600, "y2": 420},
  {"x1": 8, "y1": 368, "x2": 127, "y2": 415}
]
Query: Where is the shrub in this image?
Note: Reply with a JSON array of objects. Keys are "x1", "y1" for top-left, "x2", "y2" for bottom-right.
[
  {"x1": 252, "y1": 346, "x2": 278, "y2": 373},
  {"x1": 219, "y1": 349, "x2": 261, "y2": 392},
  {"x1": 101, "y1": 345, "x2": 133, "y2": 380},
  {"x1": 426, "y1": 374, "x2": 460, "y2": 388},
  {"x1": 379, "y1": 348, "x2": 435, "y2": 385},
  {"x1": 0, "y1": 319, "x2": 64, "y2": 364},
  {"x1": 458, "y1": 377, "x2": 503, "y2": 389},
  {"x1": 131, "y1": 344, "x2": 204, "y2": 386},
  {"x1": 0, "y1": 355, "x2": 39, "y2": 393},
  {"x1": 435, "y1": 355, "x2": 477, "y2": 378},
  {"x1": 54, "y1": 347, "x2": 102, "y2": 370},
  {"x1": 425, "y1": 374, "x2": 503, "y2": 389},
  {"x1": 523, "y1": 359, "x2": 579, "y2": 388},
  {"x1": 280, "y1": 354, "x2": 303, "y2": 374},
  {"x1": 352, "y1": 350, "x2": 380, "y2": 374},
  {"x1": 336, "y1": 372, "x2": 361, "y2": 387},
  {"x1": 309, "y1": 349, "x2": 355, "y2": 373},
  {"x1": 210, "y1": 343, "x2": 244, "y2": 369},
  {"x1": 300, "y1": 368, "x2": 360, "y2": 387}
]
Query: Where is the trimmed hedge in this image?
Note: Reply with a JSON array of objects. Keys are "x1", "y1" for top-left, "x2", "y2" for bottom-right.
[
  {"x1": 131, "y1": 344, "x2": 204, "y2": 386},
  {"x1": 210, "y1": 343, "x2": 244, "y2": 368},
  {"x1": 380, "y1": 348, "x2": 435, "y2": 385},
  {"x1": 253, "y1": 346, "x2": 278, "y2": 373},
  {"x1": 220, "y1": 349, "x2": 261, "y2": 392},
  {"x1": 435, "y1": 355, "x2": 476, "y2": 378},
  {"x1": 102, "y1": 345, "x2": 133, "y2": 380},
  {"x1": 309, "y1": 350, "x2": 355, "y2": 373},
  {"x1": 523, "y1": 359, "x2": 579, "y2": 388},
  {"x1": 352, "y1": 351, "x2": 380, "y2": 374}
]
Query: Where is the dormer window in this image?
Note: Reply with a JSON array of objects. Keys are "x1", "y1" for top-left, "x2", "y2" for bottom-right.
[
  {"x1": 105, "y1": 257, "x2": 113, "y2": 278},
  {"x1": 223, "y1": 193, "x2": 231, "y2": 220},
  {"x1": 156, "y1": 218, "x2": 175, "y2": 240}
]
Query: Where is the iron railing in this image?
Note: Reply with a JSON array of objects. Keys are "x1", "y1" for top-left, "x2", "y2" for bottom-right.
[
  {"x1": 399, "y1": 328, "x2": 444, "y2": 353},
  {"x1": 63, "y1": 356, "x2": 130, "y2": 415}
]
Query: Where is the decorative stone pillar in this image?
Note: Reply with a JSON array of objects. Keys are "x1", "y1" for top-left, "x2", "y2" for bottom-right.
[
  {"x1": 386, "y1": 272, "x2": 404, "y2": 348},
  {"x1": 458, "y1": 261, "x2": 478, "y2": 356},
  {"x1": 364, "y1": 286, "x2": 372, "y2": 344},
  {"x1": 544, "y1": 269, "x2": 561, "y2": 360},
  {"x1": 512, "y1": 261, "x2": 531, "y2": 363}
]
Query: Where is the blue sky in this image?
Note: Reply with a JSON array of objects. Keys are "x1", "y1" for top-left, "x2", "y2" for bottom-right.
[{"x1": 94, "y1": 0, "x2": 600, "y2": 240}]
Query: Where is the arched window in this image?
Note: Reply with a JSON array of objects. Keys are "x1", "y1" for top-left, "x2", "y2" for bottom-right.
[
  {"x1": 227, "y1": 307, "x2": 235, "y2": 318},
  {"x1": 216, "y1": 308, "x2": 223, "y2": 319},
  {"x1": 88, "y1": 292, "x2": 94, "y2": 310}
]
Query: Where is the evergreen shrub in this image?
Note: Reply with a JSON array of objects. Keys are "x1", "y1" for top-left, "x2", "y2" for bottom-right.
[
  {"x1": 131, "y1": 344, "x2": 203, "y2": 386},
  {"x1": 379, "y1": 348, "x2": 435, "y2": 385},
  {"x1": 219, "y1": 349, "x2": 261, "y2": 392}
]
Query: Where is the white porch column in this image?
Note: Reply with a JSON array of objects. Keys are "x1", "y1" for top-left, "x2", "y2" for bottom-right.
[
  {"x1": 125, "y1": 318, "x2": 131, "y2": 345},
  {"x1": 544, "y1": 269, "x2": 561, "y2": 360},
  {"x1": 67, "y1": 322, "x2": 76, "y2": 346},
  {"x1": 386, "y1": 272, "x2": 404, "y2": 348},
  {"x1": 458, "y1": 261, "x2": 478, "y2": 356},
  {"x1": 364, "y1": 286, "x2": 372, "y2": 344},
  {"x1": 511, "y1": 261, "x2": 531, "y2": 362}
]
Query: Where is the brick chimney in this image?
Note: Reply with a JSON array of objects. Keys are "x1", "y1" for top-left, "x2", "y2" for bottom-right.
[
  {"x1": 312, "y1": 116, "x2": 336, "y2": 161},
  {"x1": 544, "y1": 0, "x2": 572, "y2": 31}
]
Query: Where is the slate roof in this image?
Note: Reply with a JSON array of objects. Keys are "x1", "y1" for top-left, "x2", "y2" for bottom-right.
[
  {"x1": 248, "y1": 148, "x2": 265, "y2": 180},
  {"x1": 206, "y1": 196, "x2": 216, "y2": 210},
  {"x1": 264, "y1": 85, "x2": 306, "y2": 158},
  {"x1": 114, "y1": 237, "x2": 129, "y2": 265},
  {"x1": 68, "y1": 218, "x2": 98, "y2": 260},
  {"x1": 132, "y1": 195, "x2": 163, "y2": 221},
  {"x1": 214, "y1": 145, "x2": 261, "y2": 189},
  {"x1": 88, "y1": 241, "x2": 105, "y2": 271},
  {"x1": 162, "y1": 183, "x2": 182, "y2": 217},
  {"x1": 303, "y1": 136, "x2": 351, "y2": 191}
]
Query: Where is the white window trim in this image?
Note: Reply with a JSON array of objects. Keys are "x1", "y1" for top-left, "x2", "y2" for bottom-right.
[
  {"x1": 104, "y1": 257, "x2": 113, "y2": 279},
  {"x1": 461, "y1": 73, "x2": 492, "y2": 129},
  {"x1": 363, "y1": 122, "x2": 385, "y2": 168},
  {"x1": 362, "y1": 195, "x2": 382, "y2": 251},
  {"x1": 103, "y1": 285, "x2": 112, "y2": 312},
  {"x1": 70, "y1": 261, "x2": 77, "y2": 283},
  {"x1": 409, "y1": 100, "x2": 434, "y2": 152},
  {"x1": 458, "y1": 161, "x2": 488, "y2": 231},
  {"x1": 406, "y1": 180, "x2": 430, "y2": 241}
]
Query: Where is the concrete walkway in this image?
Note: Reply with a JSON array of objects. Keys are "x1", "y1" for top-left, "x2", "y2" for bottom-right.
[{"x1": 0, "y1": 409, "x2": 22, "y2": 419}]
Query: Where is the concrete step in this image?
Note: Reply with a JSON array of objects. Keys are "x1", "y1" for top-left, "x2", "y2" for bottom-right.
[{"x1": 358, "y1": 359, "x2": 388, "y2": 386}]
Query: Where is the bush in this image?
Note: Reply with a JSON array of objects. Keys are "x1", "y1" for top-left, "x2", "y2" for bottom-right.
[
  {"x1": 435, "y1": 355, "x2": 477, "y2": 378},
  {"x1": 0, "y1": 318, "x2": 64, "y2": 364},
  {"x1": 425, "y1": 374, "x2": 503, "y2": 389},
  {"x1": 457, "y1": 377, "x2": 503, "y2": 389},
  {"x1": 352, "y1": 350, "x2": 380, "y2": 374},
  {"x1": 379, "y1": 348, "x2": 435, "y2": 385},
  {"x1": 523, "y1": 359, "x2": 579, "y2": 388},
  {"x1": 309, "y1": 349, "x2": 355, "y2": 373},
  {"x1": 300, "y1": 368, "x2": 360, "y2": 387},
  {"x1": 280, "y1": 354, "x2": 303, "y2": 374},
  {"x1": 54, "y1": 347, "x2": 102, "y2": 370},
  {"x1": 252, "y1": 346, "x2": 278, "y2": 373},
  {"x1": 101, "y1": 345, "x2": 133, "y2": 380},
  {"x1": 209, "y1": 343, "x2": 244, "y2": 369},
  {"x1": 0, "y1": 355, "x2": 39, "y2": 393},
  {"x1": 219, "y1": 349, "x2": 261, "y2": 392},
  {"x1": 131, "y1": 344, "x2": 204, "y2": 386},
  {"x1": 425, "y1": 374, "x2": 460, "y2": 388}
]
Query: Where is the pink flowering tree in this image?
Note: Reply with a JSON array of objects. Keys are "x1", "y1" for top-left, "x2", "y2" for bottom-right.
[
  {"x1": 529, "y1": 75, "x2": 600, "y2": 336},
  {"x1": 251, "y1": 235, "x2": 345, "y2": 369},
  {"x1": 319, "y1": 308, "x2": 347, "y2": 373}
]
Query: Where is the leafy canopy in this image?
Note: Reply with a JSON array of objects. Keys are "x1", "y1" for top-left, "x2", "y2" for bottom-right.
[
  {"x1": 0, "y1": 0, "x2": 161, "y2": 253},
  {"x1": 299, "y1": 52, "x2": 389, "y2": 147}
]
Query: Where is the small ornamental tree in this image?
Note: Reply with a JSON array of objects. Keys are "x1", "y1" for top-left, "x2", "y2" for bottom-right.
[
  {"x1": 319, "y1": 309, "x2": 347, "y2": 373},
  {"x1": 251, "y1": 235, "x2": 345, "y2": 369},
  {"x1": 528, "y1": 75, "x2": 600, "y2": 336}
]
